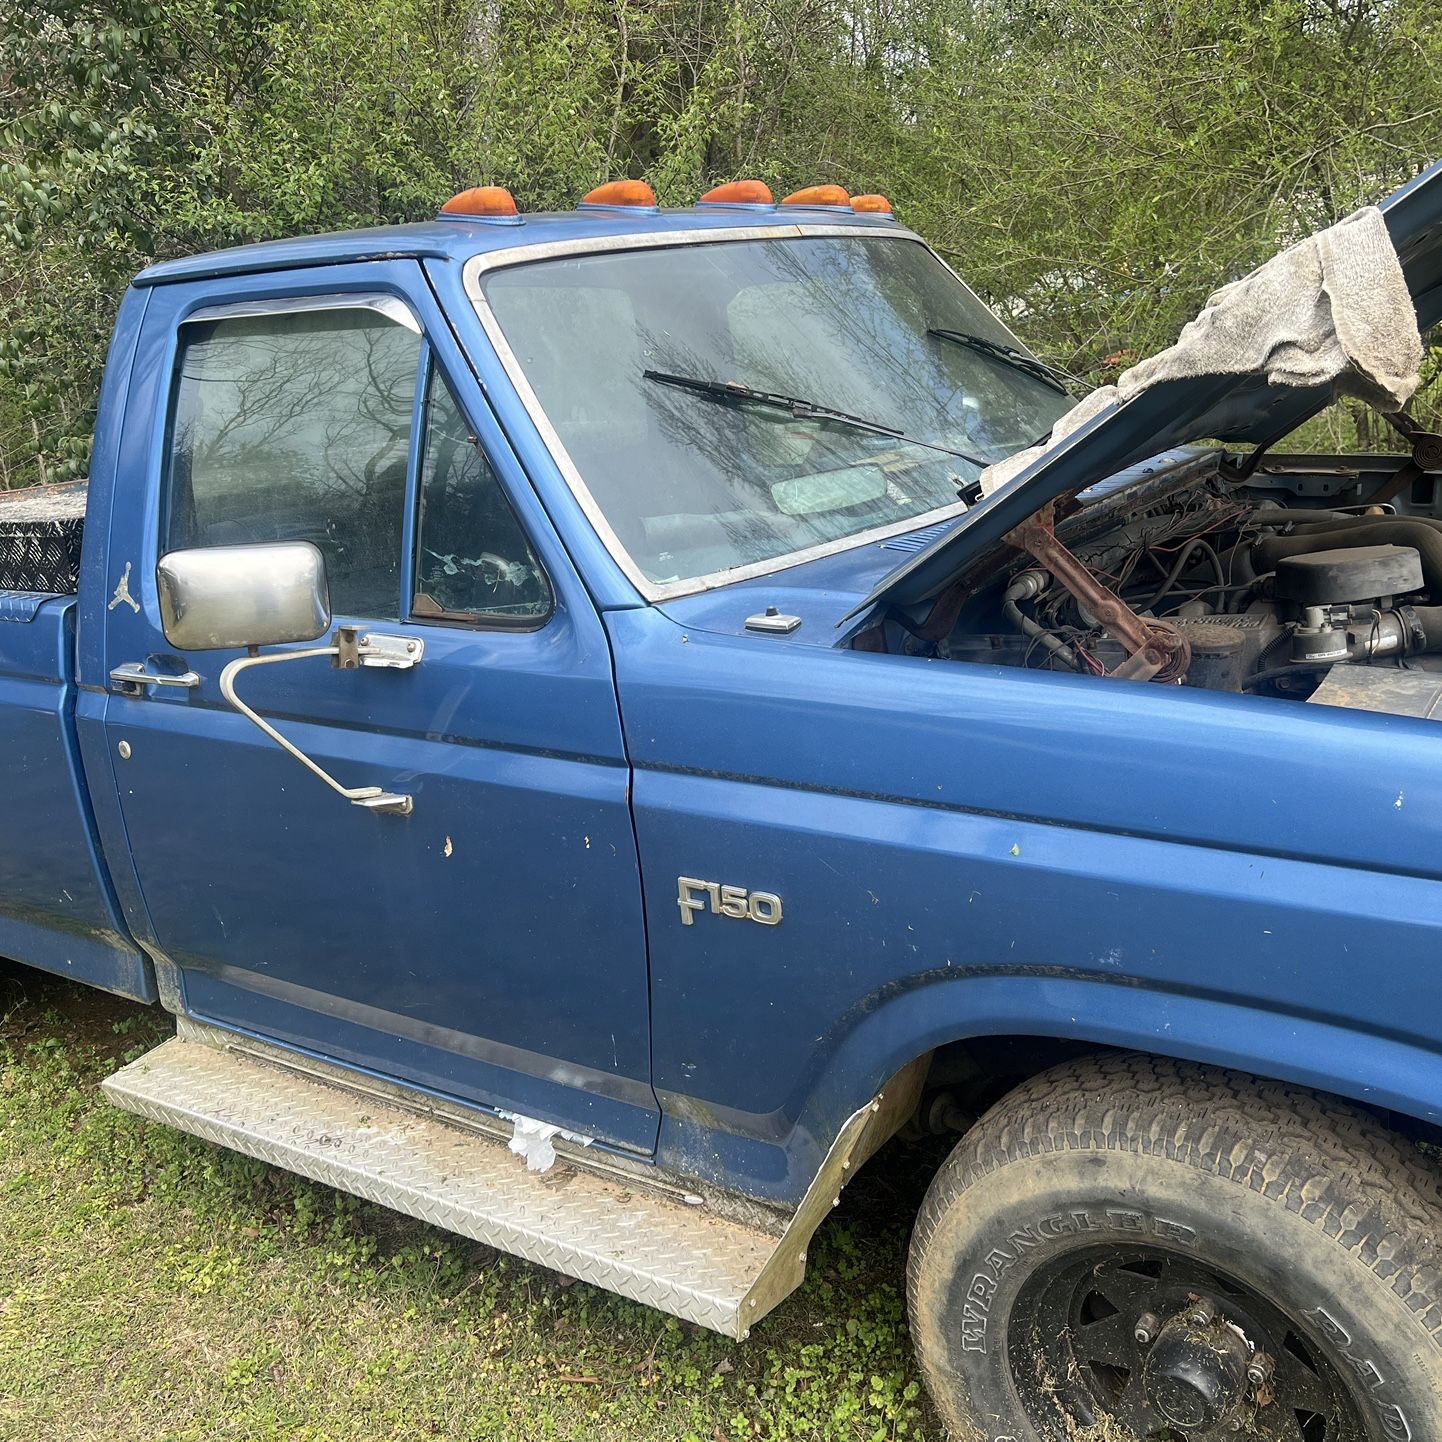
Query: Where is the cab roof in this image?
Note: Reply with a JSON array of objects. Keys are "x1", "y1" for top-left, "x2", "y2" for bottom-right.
[{"x1": 133, "y1": 206, "x2": 903, "y2": 287}]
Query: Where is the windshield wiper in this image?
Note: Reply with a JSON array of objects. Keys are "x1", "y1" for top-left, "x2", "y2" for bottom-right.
[
  {"x1": 641, "y1": 369, "x2": 990, "y2": 468},
  {"x1": 926, "y1": 328, "x2": 1079, "y2": 396}
]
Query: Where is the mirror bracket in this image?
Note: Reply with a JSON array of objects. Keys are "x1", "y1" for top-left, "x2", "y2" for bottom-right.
[
  {"x1": 333, "y1": 624, "x2": 423, "y2": 671},
  {"x1": 219, "y1": 628, "x2": 425, "y2": 817}
]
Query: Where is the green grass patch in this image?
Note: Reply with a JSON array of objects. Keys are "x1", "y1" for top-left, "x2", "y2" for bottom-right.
[{"x1": 0, "y1": 963, "x2": 942, "y2": 1441}]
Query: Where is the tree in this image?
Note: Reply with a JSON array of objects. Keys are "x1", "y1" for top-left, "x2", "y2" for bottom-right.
[{"x1": 3, "y1": 0, "x2": 1440, "y2": 487}]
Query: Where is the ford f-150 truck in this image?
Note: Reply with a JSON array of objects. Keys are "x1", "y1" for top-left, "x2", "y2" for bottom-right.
[{"x1": 6, "y1": 165, "x2": 1442, "y2": 1441}]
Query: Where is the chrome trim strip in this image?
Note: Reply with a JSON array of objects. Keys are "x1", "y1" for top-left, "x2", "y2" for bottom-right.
[
  {"x1": 462, "y1": 227, "x2": 980, "y2": 603},
  {"x1": 184, "y1": 292, "x2": 423, "y2": 335}
]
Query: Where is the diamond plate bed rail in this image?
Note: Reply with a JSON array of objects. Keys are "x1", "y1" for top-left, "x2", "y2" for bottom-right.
[
  {"x1": 0, "y1": 481, "x2": 87, "y2": 594},
  {"x1": 101, "y1": 1022, "x2": 889, "y2": 1338}
]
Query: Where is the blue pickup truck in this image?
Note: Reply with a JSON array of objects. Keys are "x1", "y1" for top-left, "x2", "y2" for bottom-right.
[{"x1": 6, "y1": 164, "x2": 1442, "y2": 1441}]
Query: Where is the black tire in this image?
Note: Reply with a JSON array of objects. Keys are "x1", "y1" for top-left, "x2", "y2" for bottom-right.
[{"x1": 907, "y1": 1052, "x2": 1442, "y2": 1441}]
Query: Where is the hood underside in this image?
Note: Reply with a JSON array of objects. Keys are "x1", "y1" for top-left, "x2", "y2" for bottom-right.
[{"x1": 863, "y1": 158, "x2": 1442, "y2": 613}]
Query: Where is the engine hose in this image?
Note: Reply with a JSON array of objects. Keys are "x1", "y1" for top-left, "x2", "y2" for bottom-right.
[
  {"x1": 1342, "y1": 604, "x2": 1442, "y2": 660},
  {"x1": 1399, "y1": 604, "x2": 1442, "y2": 652},
  {"x1": 1254, "y1": 520, "x2": 1442, "y2": 599},
  {"x1": 1246, "y1": 509, "x2": 1356, "y2": 528},
  {"x1": 1244, "y1": 606, "x2": 1442, "y2": 691},
  {"x1": 1241, "y1": 662, "x2": 1335, "y2": 692},
  {"x1": 1264, "y1": 511, "x2": 1442, "y2": 536},
  {"x1": 1138, "y1": 537, "x2": 1225, "y2": 611},
  {"x1": 1002, "y1": 572, "x2": 1080, "y2": 670}
]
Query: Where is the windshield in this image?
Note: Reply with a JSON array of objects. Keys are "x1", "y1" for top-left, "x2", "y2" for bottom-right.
[{"x1": 480, "y1": 235, "x2": 1073, "y2": 588}]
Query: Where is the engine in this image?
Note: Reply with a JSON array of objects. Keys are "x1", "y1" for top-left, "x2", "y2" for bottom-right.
[{"x1": 931, "y1": 476, "x2": 1442, "y2": 702}]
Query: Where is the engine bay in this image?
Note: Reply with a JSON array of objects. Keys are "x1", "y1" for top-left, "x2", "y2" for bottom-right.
[{"x1": 873, "y1": 449, "x2": 1442, "y2": 714}]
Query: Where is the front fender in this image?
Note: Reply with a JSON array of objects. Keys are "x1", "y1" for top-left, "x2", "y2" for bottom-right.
[
  {"x1": 658, "y1": 963, "x2": 1442, "y2": 1210},
  {"x1": 805, "y1": 966, "x2": 1442, "y2": 1149},
  {"x1": 646, "y1": 768, "x2": 1442, "y2": 1207}
]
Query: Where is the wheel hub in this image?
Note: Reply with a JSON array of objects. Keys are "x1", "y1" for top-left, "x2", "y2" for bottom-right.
[
  {"x1": 1007, "y1": 1245, "x2": 1369, "y2": 1440},
  {"x1": 1140, "y1": 1299, "x2": 1251, "y2": 1431}
]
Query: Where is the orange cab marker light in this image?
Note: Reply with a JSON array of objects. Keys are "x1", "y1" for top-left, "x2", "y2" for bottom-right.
[
  {"x1": 699, "y1": 180, "x2": 774, "y2": 206},
  {"x1": 781, "y1": 184, "x2": 850, "y2": 208},
  {"x1": 851, "y1": 193, "x2": 893, "y2": 215},
  {"x1": 440, "y1": 186, "x2": 521, "y2": 220},
  {"x1": 580, "y1": 179, "x2": 658, "y2": 209}
]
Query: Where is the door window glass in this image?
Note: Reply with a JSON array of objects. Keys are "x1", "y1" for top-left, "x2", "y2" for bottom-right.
[
  {"x1": 164, "y1": 305, "x2": 423, "y2": 618},
  {"x1": 412, "y1": 369, "x2": 551, "y2": 625}
]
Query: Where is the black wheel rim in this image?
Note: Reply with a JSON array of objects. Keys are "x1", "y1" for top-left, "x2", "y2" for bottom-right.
[{"x1": 1005, "y1": 1244, "x2": 1371, "y2": 1440}]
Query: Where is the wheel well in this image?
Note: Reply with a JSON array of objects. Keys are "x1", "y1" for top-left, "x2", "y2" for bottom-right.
[
  {"x1": 907, "y1": 1034, "x2": 1105, "y2": 1136},
  {"x1": 906, "y1": 1034, "x2": 1442, "y2": 1149}
]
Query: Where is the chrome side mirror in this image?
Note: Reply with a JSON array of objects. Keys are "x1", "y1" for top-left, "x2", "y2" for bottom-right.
[
  {"x1": 154, "y1": 541, "x2": 419, "y2": 816},
  {"x1": 156, "y1": 542, "x2": 331, "y2": 651}
]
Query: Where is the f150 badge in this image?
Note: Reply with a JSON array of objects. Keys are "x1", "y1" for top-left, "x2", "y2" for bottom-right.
[{"x1": 677, "y1": 877, "x2": 783, "y2": 927}]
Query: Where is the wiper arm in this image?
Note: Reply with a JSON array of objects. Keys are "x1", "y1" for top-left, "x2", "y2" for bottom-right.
[
  {"x1": 926, "y1": 328, "x2": 1079, "y2": 396},
  {"x1": 642, "y1": 369, "x2": 990, "y2": 467}
]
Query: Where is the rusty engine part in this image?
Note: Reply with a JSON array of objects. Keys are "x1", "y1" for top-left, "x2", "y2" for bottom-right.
[{"x1": 1005, "y1": 503, "x2": 1192, "y2": 683}]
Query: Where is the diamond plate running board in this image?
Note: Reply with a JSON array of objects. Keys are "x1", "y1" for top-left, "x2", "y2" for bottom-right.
[{"x1": 102, "y1": 1023, "x2": 888, "y2": 1339}]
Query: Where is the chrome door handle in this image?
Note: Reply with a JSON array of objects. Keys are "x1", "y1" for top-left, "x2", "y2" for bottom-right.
[{"x1": 109, "y1": 662, "x2": 202, "y2": 695}]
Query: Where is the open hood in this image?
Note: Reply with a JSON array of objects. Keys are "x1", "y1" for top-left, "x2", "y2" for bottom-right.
[{"x1": 861, "y1": 158, "x2": 1442, "y2": 613}]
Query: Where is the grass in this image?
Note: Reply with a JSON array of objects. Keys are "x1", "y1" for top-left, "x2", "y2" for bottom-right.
[{"x1": 0, "y1": 961, "x2": 944, "y2": 1442}]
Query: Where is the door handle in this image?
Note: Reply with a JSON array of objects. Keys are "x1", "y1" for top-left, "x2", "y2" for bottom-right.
[{"x1": 110, "y1": 662, "x2": 202, "y2": 696}]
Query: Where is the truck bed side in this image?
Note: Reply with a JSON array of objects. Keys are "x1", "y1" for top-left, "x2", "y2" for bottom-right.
[{"x1": 0, "y1": 592, "x2": 152, "y2": 1000}]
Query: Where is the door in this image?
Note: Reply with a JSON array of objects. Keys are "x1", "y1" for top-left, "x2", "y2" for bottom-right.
[{"x1": 97, "y1": 264, "x2": 657, "y2": 1151}]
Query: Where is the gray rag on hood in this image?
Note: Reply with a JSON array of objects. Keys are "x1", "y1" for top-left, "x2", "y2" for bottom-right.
[{"x1": 978, "y1": 204, "x2": 1424, "y2": 495}]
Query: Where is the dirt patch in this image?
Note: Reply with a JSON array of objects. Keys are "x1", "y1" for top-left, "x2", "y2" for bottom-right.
[{"x1": 0, "y1": 958, "x2": 166, "y2": 1053}]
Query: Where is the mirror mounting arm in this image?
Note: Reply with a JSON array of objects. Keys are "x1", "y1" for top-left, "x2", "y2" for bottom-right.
[{"x1": 218, "y1": 629, "x2": 424, "y2": 817}]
